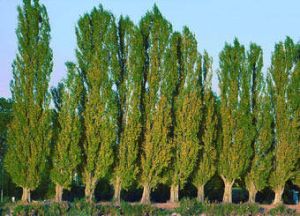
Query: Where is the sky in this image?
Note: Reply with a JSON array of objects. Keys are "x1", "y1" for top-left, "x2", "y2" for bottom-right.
[{"x1": 0, "y1": 0, "x2": 299, "y2": 98}]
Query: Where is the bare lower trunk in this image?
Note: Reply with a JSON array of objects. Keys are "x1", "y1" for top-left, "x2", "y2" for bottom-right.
[
  {"x1": 55, "y1": 184, "x2": 63, "y2": 202},
  {"x1": 247, "y1": 182, "x2": 257, "y2": 203},
  {"x1": 221, "y1": 176, "x2": 234, "y2": 203},
  {"x1": 21, "y1": 188, "x2": 31, "y2": 203},
  {"x1": 85, "y1": 174, "x2": 97, "y2": 203},
  {"x1": 197, "y1": 185, "x2": 205, "y2": 202},
  {"x1": 113, "y1": 177, "x2": 121, "y2": 205},
  {"x1": 141, "y1": 184, "x2": 151, "y2": 204},
  {"x1": 273, "y1": 187, "x2": 284, "y2": 205},
  {"x1": 169, "y1": 185, "x2": 179, "y2": 203}
]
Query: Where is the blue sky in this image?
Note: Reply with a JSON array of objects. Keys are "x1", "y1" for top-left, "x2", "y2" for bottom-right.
[{"x1": 0, "y1": 0, "x2": 299, "y2": 98}]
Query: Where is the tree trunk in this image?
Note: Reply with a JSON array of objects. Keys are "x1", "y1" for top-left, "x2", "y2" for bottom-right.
[
  {"x1": 141, "y1": 183, "x2": 151, "y2": 204},
  {"x1": 197, "y1": 185, "x2": 205, "y2": 202},
  {"x1": 169, "y1": 185, "x2": 179, "y2": 203},
  {"x1": 21, "y1": 188, "x2": 31, "y2": 203},
  {"x1": 85, "y1": 175, "x2": 97, "y2": 203},
  {"x1": 247, "y1": 182, "x2": 257, "y2": 203},
  {"x1": 221, "y1": 176, "x2": 234, "y2": 203},
  {"x1": 55, "y1": 184, "x2": 64, "y2": 202},
  {"x1": 273, "y1": 187, "x2": 284, "y2": 205},
  {"x1": 113, "y1": 177, "x2": 121, "y2": 205}
]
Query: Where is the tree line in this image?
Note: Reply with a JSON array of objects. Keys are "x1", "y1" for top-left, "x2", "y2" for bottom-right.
[{"x1": 3, "y1": 0, "x2": 300, "y2": 205}]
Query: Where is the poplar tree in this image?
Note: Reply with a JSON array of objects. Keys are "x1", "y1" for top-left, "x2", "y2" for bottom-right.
[
  {"x1": 50, "y1": 63, "x2": 82, "y2": 202},
  {"x1": 217, "y1": 39, "x2": 253, "y2": 203},
  {"x1": 245, "y1": 44, "x2": 273, "y2": 203},
  {"x1": 139, "y1": 5, "x2": 176, "y2": 204},
  {"x1": 269, "y1": 37, "x2": 300, "y2": 204},
  {"x1": 170, "y1": 27, "x2": 202, "y2": 203},
  {"x1": 290, "y1": 44, "x2": 300, "y2": 192},
  {"x1": 113, "y1": 16, "x2": 144, "y2": 204},
  {"x1": 76, "y1": 5, "x2": 120, "y2": 202},
  {"x1": 4, "y1": 0, "x2": 52, "y2": 202},
  {"x1": 245, "y1": 92, "x2": 273, "y2": 203},
  {"x1": 192, "y1": 52, "x2": 218, "y2": 202}
]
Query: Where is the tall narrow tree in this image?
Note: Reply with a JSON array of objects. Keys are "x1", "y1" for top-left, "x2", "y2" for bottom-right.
[
  {"x1": 217, "y1": 39, "x2": 253, "y2": 203},
  {"x1": 290, "y1": 44, "x2": 300, "y2": 194},
  {"x1": 245, "y1": 44, "x2": 273, "y2": 203},
  {"x1": 245, "y1": 92, "x2": 273, "y2": 203},
  {"x1": 139, "y1": 5, "x2": 177, "y2": 204},
  {"x1": 192, "y1": 52, "x2": 218, "y2": 202},
  {"x1": 113, "y1": 16, "x2": 144, "y2": 204},
  {"x1": 268, "y1": 37, "x2": 300, "y2": 204},
  {"x1": 50, "y1": 63, "x2": 82, "y2": 202},
  {"x1": 170, "y1": 27, "x2": 202, "y2": 203},
  {"x1": 76, "y1": 6, "x2": 120, "y2": 202},
  {"x1": 4, "y1": 0, "x2": 53, "y2": 202}
]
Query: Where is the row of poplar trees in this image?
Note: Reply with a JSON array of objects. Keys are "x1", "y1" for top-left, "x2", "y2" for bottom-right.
[{"x1": 4, "y1": 0, "x2": 300, "y2": 205}]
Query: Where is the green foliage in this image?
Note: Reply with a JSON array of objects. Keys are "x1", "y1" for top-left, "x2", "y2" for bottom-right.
[
  {"x1": 245, "y1": 44, "x2": 273, "y2": 197},
  {"x1": 75, "y1": 5, "x2": 120, "y2": 200},
  {"x1": 204, "y1": 203, "x2": 260, "y2": 216},
  {"x1": 2, "y1": 2, "x2": 300, "y2": 206},
  {"x1": 293, "y1": 173, "x2": 300, "y2": 187},
  {"x1": 140, "y1": 5, "x2": 176, "y2": 190},
  {"x1": 172, "y1": 27, "x2": 202, "y2": 190},
  {"x1": 11, "y1": 202, "x2": 68, "y2": 216},
  {"x1": 5, "y1": 201, "x2": 175, "y2": 216},
  {"x1": 113, "y1": 16, "x2": 144, "y2": 191},
  {"x1": 5, "y1": 0, "x2": 52, "y2": 195},
  {"x1": 268, "y1": 37, "x2": 300, "y2": 195},
  {"x1": 289, "y1": 43, "x2": 300, "y2": 190},
  {"x1": 217, "y1": 39, "x2": 254, "y2": 202},
  {"x1": 0, "y1": 98, "x2": 13, "y2": 194},
  {"x1": 1, "y1": 200, "x2": 298, "y2": 216},
  {"x1": 193, "y1": 51, "x2": 218, "y2": 189},
  {"x1": 69, "y1": 199, "x2": 103, "y2": 216},
  {"x1": 269, "y1": 204, "x2": 296, "y2": 216},
  {"x1": 119, "y1": 202, "x2": 169, "y2": 216},
  {"x1": 176, "y1": 198, "x2": 204, "y2": 215},
  {"x1": 0, "y1": 98, "x2": 12, "y2": 149},
  {"x1": 176, "y1": 199, "x2": 261, "y2": 216},
  {"x1": 50, "y1": 63, "x2": 82, "y2": 190}
]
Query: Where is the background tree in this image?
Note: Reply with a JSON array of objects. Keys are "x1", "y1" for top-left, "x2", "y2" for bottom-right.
[
  {"x1": 192, "y1": 52, "x2": 218, "y2": 202},
  {"x1": 0, "y1": 98, "x2": 13, "y2": 201},
  {"x1": 170, "y1": 27, "x2": 202, "y2": 203},
  {"x1": 4, "y1": 0, "x2": 52, "y2": 202},
  {"x1": 139, "y1": 5, "x2": 176, "y2": 204},
  {"x1": 268, "y1": 37, "x2": 300, "y2": 204},
  {"x1": 0, "y1": 98, "x2": 12, "y2": 153},
  {"x1": 50, "y1": 62, "x2": 82, "y2": 202},
  {"x1": 75, "y1": 5, "x2": 120, "y2": 202},
  {"x1": 245, "y1": 44, "x2": 273, "y2": 203},
  {"x1": 217, "y1": 39, "x2": 253, "y2": 203},
  {"x1": 113, "y1": 16, "x2": 144, "y2": 204},
  {"x1": 50, "y1": 82, "x2": 64, "y2": 158}
]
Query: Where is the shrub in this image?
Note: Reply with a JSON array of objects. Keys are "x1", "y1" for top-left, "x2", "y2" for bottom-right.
[
  {"x1": 44, "y1": 202, "x2": 69, "y2": 216},
  {"x1": 203, "y1": 203, "x2": 261, "y2": 216},
  {"x1": 269, "y1": 204, "x2": 296, "y2": 216},
  {"x1": 119, "y1": 202, "x2": 170, "y2": 216},
  {"x1": 176, "y1": 198, "x2": 204, "y2": 215},
  {"x1": 68, "y1": 199, "x2": 101, "y2": 216}
]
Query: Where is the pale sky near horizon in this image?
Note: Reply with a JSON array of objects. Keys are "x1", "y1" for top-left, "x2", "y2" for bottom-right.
[{"x1": 1, "y1": 0, "x2": 299, "y2": 98}]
